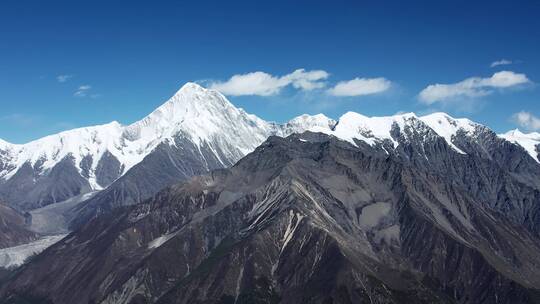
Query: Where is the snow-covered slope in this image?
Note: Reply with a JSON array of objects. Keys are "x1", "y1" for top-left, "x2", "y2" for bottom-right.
[
  {"x1": 278, "y1": 113, "x2": 336, "y2": 136},
  {"x1": 326, "y1": 111, "x2": 416, "y2": 147},
  {"x1": 499, "y1": 129, "x2": 540, "y2": 162},
  {"x1": 314, "y1": 111, "x2": 480, "y2": 154},
  {"x1": 0, "y1": 83, "x2": 334, "y2": 210},
  {"x1": 0, "y1": 139, "x2": 11, "y2": 150},
  {"x1": 419, "y1": 112, "x2": 477, "y2": 153},
  {"x1": 123, "y1": 82, "x2": 275, "y2": 162},
  {"x1": 0, "y1": 121, "x2": 124, "y2": 189},
  {"x1": 0, "y1": 81, "x2": 534, "y2": 211},
  {"x1": 0, "y1": 84, "x2": 329, "y2": 193}
]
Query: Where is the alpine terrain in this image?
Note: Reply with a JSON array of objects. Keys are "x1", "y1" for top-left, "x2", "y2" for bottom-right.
[
  {"x1": 0, "y1": 83, "x2": 540, "y2": 303},
  {"x1": 0, "y1": 83, "x2": 334, "y2": 230}
]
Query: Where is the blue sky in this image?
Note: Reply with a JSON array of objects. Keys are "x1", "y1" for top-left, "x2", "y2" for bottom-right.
[{"x1": 1, "y1": 0, "x2": 539, "y2": 143}]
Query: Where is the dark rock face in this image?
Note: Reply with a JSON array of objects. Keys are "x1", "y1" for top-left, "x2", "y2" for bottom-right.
[
  {"x1": 2, "y1": 132, "x2": 540, "y2": 304},
  {"x1": 0, "y1": 151, "x2": 127, "y2": 212},
  {"x1": 95, "y1": 151, "x2": 124, "y2": 187},
  {"x1": 0, "y1": 203, "x2": 37, "y2": 249},
  {"x1": 69, "y1": 134, "x2": 238, "y2": 229},
  {"x1": 432, "y1": 125, "x2": 540, "y2": 236},
  {"x1": 0, "y1": 156, "x2": 92, "y2": 211}
]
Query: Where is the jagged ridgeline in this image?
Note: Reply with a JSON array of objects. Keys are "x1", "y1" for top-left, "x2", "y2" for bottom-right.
[
  {"x1": 0, "y1": 83, "x2": 540, "y2": 303},
  {"x1": 0, "y1": 83, "x2": 538, "y2": 227}
]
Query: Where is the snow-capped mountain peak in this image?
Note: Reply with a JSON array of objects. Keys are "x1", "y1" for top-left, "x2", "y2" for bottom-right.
[
  {"x1": 499, "y1": 129, "x2": 540, "y2": 162},
  {"x1": 2, "y1": 82, "x2": 537, "y2": 210},
  {"x1": 419, "y1": 112, "x2": 478, "y2": 153},
  {"x1": 329, "y1": 111, "x2": 417, "y2": 147},
  {"x1": 310, "y1": 111, "x2": 483, "y2": 154},
  {"x1": 503, "y1": 128, "x2": 540, "y2": 139},
  {"x1": 280, "y1": 113, "x2": 337, "y2": 136},
  {"x1": 123, "y1": 82, "x2": 270, "y2": 149},
  {"x1": 419, "y1": 112, "x2": 477, "y2": 135},
  {"x1": 0, "y1": 83, "x2": 275, "y2": 193}
]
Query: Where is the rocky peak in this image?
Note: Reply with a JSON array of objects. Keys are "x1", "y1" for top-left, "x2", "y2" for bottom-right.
[{"x1": 499, "y1": 128, "x2": 540, "y2": 162}]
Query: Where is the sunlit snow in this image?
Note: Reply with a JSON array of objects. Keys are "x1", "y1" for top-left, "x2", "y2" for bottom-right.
[{"x1": 499, "y1": 129, "x2": 540, "y2": 163}]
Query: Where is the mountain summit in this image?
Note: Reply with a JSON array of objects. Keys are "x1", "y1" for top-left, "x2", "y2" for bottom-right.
[
  {"x1": 0, "y1": 82, "x2": 538, "y2": 213},
  {"x1": 0, "y1": 83, "x2": 270, "y2": 210},
  {"x1": 1, "y1": 83, "x2": 540, "y2": 303},
  {"x1": 123, "y1": 82, "x2": 270, "y2": 149}
]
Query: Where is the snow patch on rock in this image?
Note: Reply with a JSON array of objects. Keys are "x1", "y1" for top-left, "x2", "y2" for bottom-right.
[{"x1": 148, "y1": 232, "x2": 177, "y2": 249}]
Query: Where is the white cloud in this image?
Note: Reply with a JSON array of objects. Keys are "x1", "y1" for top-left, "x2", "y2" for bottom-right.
[
  {"x1": 209, "y1": 69, "x2": 329, "y2": 96},
  {"x1": 56, "y1": 74, "x2": 73, "y2": 83},
  {"x1": 74, "y1": 85, "x2": 92, "y2": 97},
  {"x1": 326, "y1": 77, "x2": 391, "y2": 96},
  {"x1": 491, "y1": 59, "x2": 512, "y2": 68},
  {"x1": 283, "y1": 69, "x2": 329, "y2": 90},
  {"x1": 210, "y1": 72, "x2": 283, "y2": 96},
  {"x1": 419, "y1": 71, "x2": 531, "y2": 104},
  {"x1": 512, "y1": 111, "x2": 540, "y2": 131}
]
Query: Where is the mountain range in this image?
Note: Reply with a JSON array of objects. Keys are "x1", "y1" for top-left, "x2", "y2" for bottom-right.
[{"x1": 0, "y1": 83, "x2": 540, "y2": 303}]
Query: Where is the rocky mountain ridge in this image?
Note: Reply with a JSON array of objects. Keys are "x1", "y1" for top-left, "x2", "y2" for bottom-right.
[
  {"x1": 2, "y1": 131, "x2": 540, "y2": 303},
  {"x1": 1, "y1": 82, "x2": 539, "y2": 232}
]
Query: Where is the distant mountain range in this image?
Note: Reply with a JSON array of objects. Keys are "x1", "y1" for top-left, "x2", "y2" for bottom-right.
[
  {"x1": 1, "y1": 83, "x2": 540, "y2": 303},
  {"x1": 1, "y1": 83, "x2": 537, "y2": 216}
]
